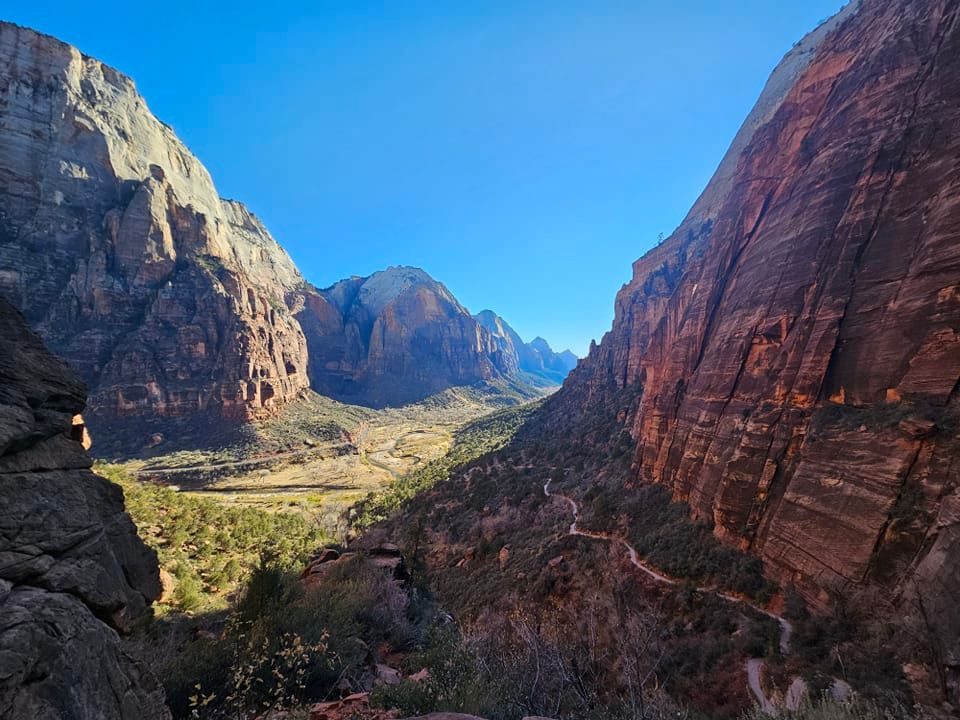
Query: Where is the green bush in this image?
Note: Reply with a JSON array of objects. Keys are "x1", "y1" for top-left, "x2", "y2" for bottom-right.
[
  {"x1": 96, "y1": 462, "x2": 327, "y2": 613},
  {"x1": 372, "y1": 626, "x2": 496, "y2": 718},
  {"x1": 159, "y1": 556, "x2": 433, "y2": 719}
]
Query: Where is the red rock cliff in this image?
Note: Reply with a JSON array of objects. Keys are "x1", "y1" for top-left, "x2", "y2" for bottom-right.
[
  {"x1": 0, "y1": 23, "x2": 309, "y2": 426},
  {"x1": 565, "y1": 0, "x2": 959, "y2": 686},
  {"x1": 298, "y1": 267, "x2": 517, "y2": 407}
]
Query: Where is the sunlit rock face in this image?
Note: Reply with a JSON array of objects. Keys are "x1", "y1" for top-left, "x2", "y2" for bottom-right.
[
  {"x1": 0, "y1": 296, "x2": 168, "y2": 719},
  {"x1": 0, "y1": 22, "x2": 310, "y2": 430},
  {"x1": 298, "y1": 267, "x2": 517, "y2": 407},
  {"x1": 0, "y1": 23, "x2": 551, "y2": 427},
  {"x1": 475, "y1": 309, "x2": 578, "y2": 386},
  {"x1": 558, "y1": 0, "x2": 960, "y2": 693}
]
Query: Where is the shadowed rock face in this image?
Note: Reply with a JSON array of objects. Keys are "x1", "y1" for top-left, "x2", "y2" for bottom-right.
[
  {"x1": 0, "y1": 297, "x2": 168, "y2": 718},
  {"x1": 560, "y1": 0, "x2": 959, "y2": 695},
  {"x1": 0, "y1": 22, "x2": 310, "y2": 431},
  {"x1": 298, "y1": 267, "x2": 517, "y2": 407}
]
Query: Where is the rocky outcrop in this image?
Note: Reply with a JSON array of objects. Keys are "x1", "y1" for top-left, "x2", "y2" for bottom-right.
[
  {"x1": 0, "y1": 22, "x2": 309, "y2": 433},
  {"x1": 298, "y1": 267, "x2": 519, "y2": 407},
  {"x1": 561, "y1": 0, "x2": 959, "y2": 696},
  {"x1": 474, "y1": 309, "x2": 577, "y2": 386},
  {"x1": 0, "y1": 296, "x2": 168, "y2": 718}
]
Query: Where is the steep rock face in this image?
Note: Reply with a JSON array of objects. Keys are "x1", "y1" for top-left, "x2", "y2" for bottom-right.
[
  {"x1": 299, "y1": 267, "x2": 515, "y2": 406},
  {"x1": 474, "y1": 309, "x2": 578, "y2": 386},
  {"x1": 563, "y1": 0, "x2": 959, "y2": 692},
  {"x1": 0, "y1": 296, "x2": 168, "y2": 718},
  {"x1": 0, "y1": 22, "x2": 309, "y2": 430}
]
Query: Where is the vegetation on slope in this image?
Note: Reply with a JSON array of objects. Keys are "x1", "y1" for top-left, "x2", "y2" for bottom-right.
[
  {"x1": 363, "y1": 380, "x2": 927, "y2": 717},
  {"x1": 153, "y1": 557, "x2": 432, "y2": 719},
  {"x1": 351, "y1": 400, "x2": 541, "y2": 528},
  {"x1": 98, "y1": 463, "x2": 327, "y2": 613}
]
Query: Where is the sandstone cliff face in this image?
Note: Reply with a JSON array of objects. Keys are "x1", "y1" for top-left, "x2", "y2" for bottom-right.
[
  {"x1": 0, "y1": 22, "x2": 309, "y2": 431},
  {"x1": 0, "y1": 296, "x2": 168, "y2": 718},
  {"x1": 474, "y1": 309, "x2": 578, "y2": 386},
  {"x1": 564, "y1": 0, "x2": 959, "y2": 692},
  {"x1": 299, "y1": 267, "x2": 517, "y2": 407}
]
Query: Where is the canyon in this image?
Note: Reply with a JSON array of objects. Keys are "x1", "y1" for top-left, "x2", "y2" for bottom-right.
[
  {"x1": 0, "y1": 0, "x2": 959, "y2": 717},
  {"x1": 475, "y1": 309, "x2": 578, "y2": 388},
  {"x1": 0, "y1": 22, "x2": 574, "y2": 445}
]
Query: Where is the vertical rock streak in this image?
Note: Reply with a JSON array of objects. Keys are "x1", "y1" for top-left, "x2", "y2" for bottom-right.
[{"x1": 558, "y1": 0, "x2": 960, "y2": 689}]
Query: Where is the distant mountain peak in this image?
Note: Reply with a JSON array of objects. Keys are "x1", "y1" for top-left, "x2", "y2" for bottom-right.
[
  {"x1": 529, "y1": 337, "x2": 553, "y2": 352},
  {"x1": 473, "y1": 310, "x2": 577, "y2": 386},
  {"x1": 356, "y1": 266, "x2": 453, "y2": 315}
]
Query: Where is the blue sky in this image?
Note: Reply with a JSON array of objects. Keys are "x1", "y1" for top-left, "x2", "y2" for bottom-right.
[{"x1": 7, "y1": 1, "x2": 846, "y2": 356}]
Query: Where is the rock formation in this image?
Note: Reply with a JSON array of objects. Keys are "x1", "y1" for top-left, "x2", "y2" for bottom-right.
[
  {"x1": 560, "y1": 0, "x2": 959, "y2": 696},
  {"x1": 0, "y1": 296, "x2": 168, "y2": 718},
  {"x1": 0, "y1": 25, "x2": 568, "y2": 430},
  {"x1": 0, "y1": 22, "x2": 309, "y2": 433},
  {"x1": 474, "y1": 309, "x2": 578, "y2": 386},
  {"x1": 297, "y1": 267, "x2": 522, "y2": 407}
]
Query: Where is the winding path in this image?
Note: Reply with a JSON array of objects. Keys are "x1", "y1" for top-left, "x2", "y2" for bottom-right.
[{"x1": 543, "y1": 480, "x2": 790, "y2": 712}]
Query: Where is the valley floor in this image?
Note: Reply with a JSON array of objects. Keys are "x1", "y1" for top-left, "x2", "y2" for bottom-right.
[{"x1": 109, "y1": 384, "x2": 553, "y2": 538}]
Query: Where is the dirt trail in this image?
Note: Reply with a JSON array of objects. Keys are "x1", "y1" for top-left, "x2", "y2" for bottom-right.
[{"x1": 543, "y1": 480, "x2": 790, "y2": 712}]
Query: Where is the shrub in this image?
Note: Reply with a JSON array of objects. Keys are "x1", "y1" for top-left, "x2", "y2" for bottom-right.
[
  {"x1": 740, "y1": 693, "x2": 916, "y2": 720},
  {"x1": 158, "y1": 556, "x2": 433, "y2": 719},
  {"x1": 96, "y1": 462, "x2": 327, "y2": 613}
]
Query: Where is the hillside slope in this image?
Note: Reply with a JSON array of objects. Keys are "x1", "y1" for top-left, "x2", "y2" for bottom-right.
[{"x1": 371, "y1": 0, "x2": 959, "y2": 710}]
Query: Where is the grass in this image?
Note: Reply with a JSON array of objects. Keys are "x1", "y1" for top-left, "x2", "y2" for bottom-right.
[{"x1": 740, "y1": 694, "x2": 918, "y2": 720}]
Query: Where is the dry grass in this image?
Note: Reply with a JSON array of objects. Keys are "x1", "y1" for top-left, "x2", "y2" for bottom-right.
[{"x1": 109, "y1": 385, "x2": 552, "y2": 536}]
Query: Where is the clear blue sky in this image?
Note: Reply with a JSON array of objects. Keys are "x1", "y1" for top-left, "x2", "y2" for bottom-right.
[{"x1": 7, "y1": 1, "x2": 846, "y2": 356}]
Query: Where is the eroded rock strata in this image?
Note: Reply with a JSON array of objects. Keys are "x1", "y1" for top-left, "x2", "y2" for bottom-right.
[
  {"x1": 0, "y1": 22, "x2": 310, "y2": 428},
  {"x1": 298, "y1": 267, "x2": 521, "y2": 407},
  {"x1": 0, "y1": 24, "x2": 569, "y2": 427},
  {"x1": 0, "y1": 296, "x2": 167, "y2": 719},
  {"x1": 562, "y1": 0, "x2": 959, "y2": 692}
]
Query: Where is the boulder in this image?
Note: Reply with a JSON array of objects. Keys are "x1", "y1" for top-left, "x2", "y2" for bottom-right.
[
  {"x1": 0, "y1": 298, "x2": 168, "y2": 717},
  {"x1": 374, "y1": 664, "x2": 402, "y2": 687}
]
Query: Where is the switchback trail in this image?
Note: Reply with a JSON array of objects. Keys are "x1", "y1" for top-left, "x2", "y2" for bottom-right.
[{"x1": 543, "y1": 479, "x2": 790, "y2": 712}]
